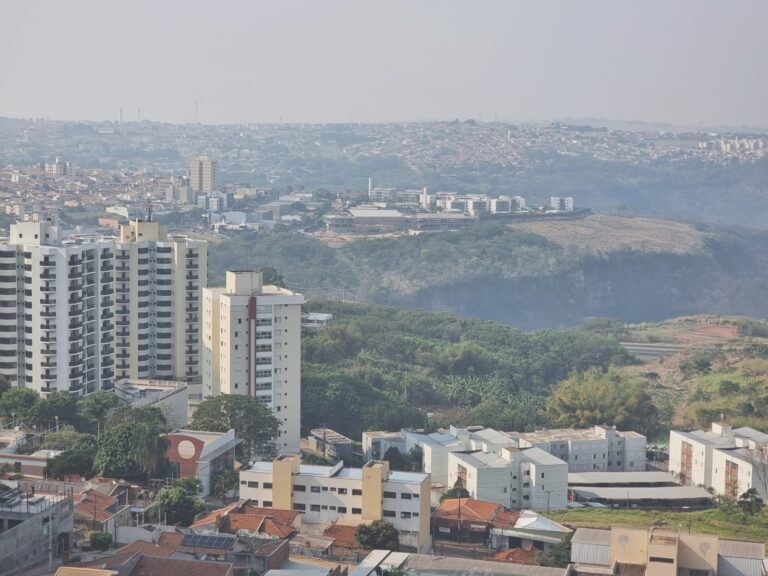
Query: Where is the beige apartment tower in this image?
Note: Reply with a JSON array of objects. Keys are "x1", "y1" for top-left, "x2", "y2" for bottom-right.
[
  {"x1": 189, "y1": 156, "x2": 217, "y2": 194},
  {"x1": 0, "y1": 219, "x2": 206, "y2": 395},
  {"x1": 202, "y1": 271, "x2": 304, "y2": 454},
  {"x1": 114, "y1": 220, "x2": 207, "y2": 382}
]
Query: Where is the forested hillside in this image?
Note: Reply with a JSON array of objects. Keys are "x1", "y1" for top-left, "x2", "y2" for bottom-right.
[
  {"x1": 300, "y1": 302, "x2": 633, "y2": 438},
  {"x1": 210, "y1": 216, "x2": 768, "y2": 329}
]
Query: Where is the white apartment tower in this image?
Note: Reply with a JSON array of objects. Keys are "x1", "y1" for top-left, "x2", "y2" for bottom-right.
[
  {"x1": 202, "y1": 271, "x2": 304, "y2": 454},
  {"x1": 0, "y1": 219, "x2": 207, "y2": 395},
  {"x1": 114, "y1": 220, "x2": 208, "y2": 382},
  {"x1": 189, "y1": 156, "x2": 217, "y2": 194}
]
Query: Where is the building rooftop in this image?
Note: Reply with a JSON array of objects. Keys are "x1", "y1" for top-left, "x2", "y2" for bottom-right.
[
  {"x1": 568, "y1": 471, "x2": 677, "y2": 485},
  {"x1": 347, "y1": 209, "x2": 404, "y2": 218},
  {"x1": 570, "y1": 485, "x2": 713, "y2": 501}
]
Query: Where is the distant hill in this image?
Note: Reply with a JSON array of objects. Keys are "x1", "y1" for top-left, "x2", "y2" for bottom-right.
[{"x1": 210, "y1": 215, "x2": 768, "y2": 329}]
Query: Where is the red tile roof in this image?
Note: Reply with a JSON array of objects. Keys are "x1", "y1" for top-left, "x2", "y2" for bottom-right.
[
  {"x1": 323, "y1": 523, "x2": 360, "y2": 549},
  {"x1": 114, "y1": 540, "x2": 176, "y2": 558},
  {"x1": 190, "y1": 500, "x2": 297, "y2": 539},
  {"x1": 157, "y1": 532, "x2": 184, "y2": 548},
  {"x1": 240, "y1": 504, "x2": 298, "y2": 525},
  {"x1": 434, "y1": 498, "x2": 502, "y2": 523},
  {"x1": 133, "y1": 555, "x2": 232, "y2": 576}
]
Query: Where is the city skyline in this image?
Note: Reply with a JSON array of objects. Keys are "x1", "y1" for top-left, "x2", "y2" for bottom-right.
[{"x1": 2, "y1": 1, "x2": 767, "y2": 128}]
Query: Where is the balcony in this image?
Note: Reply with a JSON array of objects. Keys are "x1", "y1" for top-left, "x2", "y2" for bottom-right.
[{"x1": 69, "y1": 320, "x2": 83, "y2": 330}]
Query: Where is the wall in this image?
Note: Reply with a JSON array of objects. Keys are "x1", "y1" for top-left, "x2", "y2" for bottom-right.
[{"x1": 0, "y1": 498, "x2": 73, "y2": 576}]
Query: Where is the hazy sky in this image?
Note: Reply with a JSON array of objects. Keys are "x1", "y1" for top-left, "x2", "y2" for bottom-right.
[{"x1": 2, "y1": 1, "x2": 767, "y2": 127}]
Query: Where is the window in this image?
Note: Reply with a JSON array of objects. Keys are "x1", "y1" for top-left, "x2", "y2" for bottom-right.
[
  {"x1": 241, "y1": 481, "x2": 247, "y2": 485},
  {"x1": 383, "y1": 491, "x2": 397, "y2": 499},
  {"x1": 293, "y1": 503, "x2": 306, "y2": 511},
  {"x1": 352, "y1": 508, "x2": 362, "y2": 515},
  {"x1": 330, "y1": 506, "x2": 336, "y2": 511},
  {"x1": 338, "y1": 506, "x2": 347, "y2": 513},
  {"x1": 321, "y1": 505, "x2": 328, "y2": 510},
  {"x1": 523, "y1": 495, "x2": 529, "y2": 501},
  {"x1": 338, "y1": 488, "x2": 347, "y2": 495},
  {"x1": 413, "y1": 512, "x2": 419, "y2": 517},
  {"x1": 322, "y1": 486, "x2": 328, "y2": 491},
  {"x1": 248, "y1": 481, "x2": 259, "y2": 488},
  {"x1": 263, "y1": 501, "x2": 272, "y2": 507},
  {"x1": 383, "y1": 510, "x2": 396, "y2": 518},
  {"x1": 524, "y1": 470, "x2": 530, "y2": 476},
  {"x1": 523, "y1": 483, "x2": 529, "y2": 488},
  {"x1": 401, "y1": 493, "x2": 412, "y2": 500},
  {"x1": 264, "y1": 482, "x2": 273, "y2": 489},
  {"x1": 649, "y1": 558, "x2": 674, "y2": 564},
  {"x1": 311, "y1": 486, "x2": 321, "y2": 493},
  {"x1": 294, "y1": 484, "x2": 306, "y2": 492},
  {"x1": 541, "y1": 473, "x2": 545, "y2": 479},
  {"x1": 330, "y1": 487, "x2": 337, "y2": 492},
  {"x1": 352, "y1": 489, "x2": 362, "y2": 496},
  {"x1": 310, "y1": 504, "x2": 321, "y2": 512},
  {"x1": 401, "y1": 512, "x2": 412, "y2": 519}
]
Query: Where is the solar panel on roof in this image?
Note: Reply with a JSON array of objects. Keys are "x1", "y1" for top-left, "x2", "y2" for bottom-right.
[{"x1": 181, "y1": 533, "x2": 234, "y2": 549}]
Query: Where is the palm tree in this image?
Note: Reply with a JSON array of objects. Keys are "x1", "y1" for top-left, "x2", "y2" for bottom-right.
[{"x1": 133, "y1": 424, "x2": 168, "y2": 486}]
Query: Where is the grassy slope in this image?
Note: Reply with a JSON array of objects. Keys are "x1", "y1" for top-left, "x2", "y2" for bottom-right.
[{"x1": 549, "y1": 508, "x2": 768, "y2": 545}]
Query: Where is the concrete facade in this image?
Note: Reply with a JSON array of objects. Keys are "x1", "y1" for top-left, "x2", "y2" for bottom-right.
[
  {"x1": 240, "y1": 456, "x2": 431, "y2": 552},
  {"x1": 202, "y1": 271, "x2": 304, "y2": 454}
]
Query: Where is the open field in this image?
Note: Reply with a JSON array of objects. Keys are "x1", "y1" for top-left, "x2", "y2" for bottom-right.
[
  {"x1": 548, "y1": 508, "x2": 768, "y2": 546},
  {"x1": 512, "y1": 213, "x2": 705, "y2": 254}
]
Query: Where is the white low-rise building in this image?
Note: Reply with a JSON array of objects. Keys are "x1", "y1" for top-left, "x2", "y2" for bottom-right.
[
  {"x1": 670, "y1": 422, "x2": 768, "y2": 498},
  {"x1": 447, "y1": 447, "x2": 568, "y2": 511},
  {"x1": 239, "y1": 456, "x2": 431, "y2": 552}
]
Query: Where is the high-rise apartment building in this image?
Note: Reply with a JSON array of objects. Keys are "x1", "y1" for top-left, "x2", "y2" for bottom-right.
[
  {"x1": 202, "y1": 271, "x2": 304, "y2": 454},
  {"x1": 0, "y1": 219, "x2": 207, "y2": 395},
  {"x1": 189, "y1": 156, "x2": 217, "y2": 195},
  {"x1": 114, "y1": 220, "x2": 207, "y2": 382}
]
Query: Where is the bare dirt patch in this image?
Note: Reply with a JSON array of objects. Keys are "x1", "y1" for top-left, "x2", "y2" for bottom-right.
[{"x1": 512, "y1": 213, "x2": 705, "y2": 254}]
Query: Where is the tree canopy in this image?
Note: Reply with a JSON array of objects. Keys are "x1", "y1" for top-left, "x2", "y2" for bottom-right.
[
  {"x1": 189, "y1": 394, "x2": 281, "y2": 458},
  {"x1": 355, "y1": 520, "x2": 400, "y2": 551},
  {"x1": 155, "y1": 485, "x2": 205, "y2": 526},
  {"x1": 546, "y1": 367, "x2": 659, "y2": 436}
]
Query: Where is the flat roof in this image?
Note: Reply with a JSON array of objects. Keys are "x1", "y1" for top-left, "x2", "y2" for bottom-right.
[
  {"x1": 348, "y1": 209, "x2": 404, "y2": 218},
  {"x1": 571, "y1": 528, "x2": 611, "y2": 546},
  {"x1": 401, "y1": 553, "x2": 567, "y2": 576},
  {"x1": 568, "y1": 471, "x2": 676, "y2": 485},
  {"x1": 571, "y1": 485, "x2": 713, "y2": 501}
]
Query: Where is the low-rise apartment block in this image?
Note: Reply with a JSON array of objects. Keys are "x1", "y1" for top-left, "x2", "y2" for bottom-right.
[
  {"x1": 669, "y1": 421, "x2": 768, "y2": 498},
  {"x1": 239, "y1": 456, "x2": 430, "y2": 552},
  {"x1": 447, "y1": 446, "x2": 569, "y2": 511},
  {"x1": 364, "y1": 424, "x2": 646, "y2": 485},
  {"x1": 517, "y1": 426, "x2": 647, "y2": 472}
]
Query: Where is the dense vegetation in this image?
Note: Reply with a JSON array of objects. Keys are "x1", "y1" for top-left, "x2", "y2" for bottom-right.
[
  {"x1": 300, "y1": 302, "x2": 632, "y2": 437},
  {"x1": 210, "y1": 221, "x2": 768, "y2": 329},
  {"x1": 685, "y1": 357, "x2": 768, "y2": 431}
]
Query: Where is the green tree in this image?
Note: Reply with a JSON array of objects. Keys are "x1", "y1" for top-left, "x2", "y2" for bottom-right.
[
  {"x1": 738, "y1": 488, "x2": 764, "y2": 515},
  {"x1": 261, "y1": 267, "x2": 286, "y2": 288},
  {"x1": 355, "y1": 520, "x2": 400, "y2": 551},
  {"x1": 133, "y1": 423, "x2": 170, "y2": 485},
  {"x1": 90, "y1": 532, "x2": 113, "y2": 551},
  {"x1": 189, "y1": 394, "x2": 280, "y2": 458},
  {"x1": 0, "y1": 388, "x2": 40, "y2": 423},
  {"x1": 440, "y1": 479, "x2": 470, "y2": 502},
  {"x1": 93, "y1": 408, "x2": 168, "y2": 482},
  {"x1": 32, "y1": 391, "x2": 83, "y2": 430},
  {"x1": 539, "y1": 534, "x2": 572, "y2": 568},
  {"x1": 155, "y1": 485, "x2": 205, "y2": 526},
  {"x1": 79, "y1": 390, "x2": 121, "y2": 437},
  {"x1": 174, "y1": 477, "x2": 203, "y2": 495},
  {"x1": 211, "y1": 467, "x2": 238, "y2": 504},
  {"x1": 546, "y1": 367, "x2": 660, "y2": 436},
  {"x1": 44, "y1": 449, "x2": 95, "y2": 479},
  {"x1": 42, "y1": 425, "x2": 91, "y2": 451}
]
